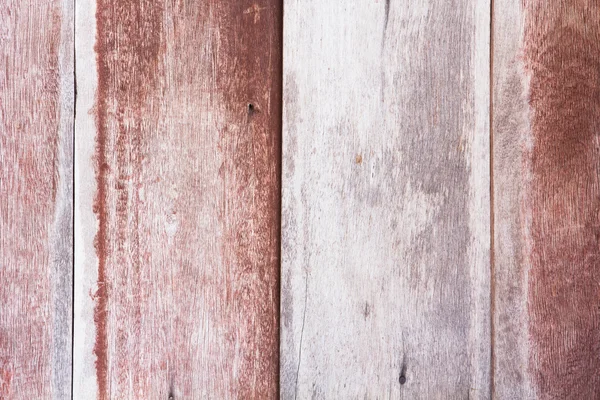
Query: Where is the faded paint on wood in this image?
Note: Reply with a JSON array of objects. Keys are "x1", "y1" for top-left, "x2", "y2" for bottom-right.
[
  {"x1": 281, "y1": 1, "x2": 491, "y2": 398},
  {"x1": 0, "y1": 0, "x2": 74, "y2": 398},
  {"x1": 491, "y1": 0, "x2": 533, "y2": 397},
  {"x1": 493, "y1": 0, "x2": 600, "y2": 398},
  {"x1": 74, "y1": 0, "x2": 281, "y2": 398}
]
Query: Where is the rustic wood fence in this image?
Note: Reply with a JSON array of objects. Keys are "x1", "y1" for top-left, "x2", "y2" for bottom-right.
[{"x1": 1, "y1": 0, "x2": 598, "y2": 398}]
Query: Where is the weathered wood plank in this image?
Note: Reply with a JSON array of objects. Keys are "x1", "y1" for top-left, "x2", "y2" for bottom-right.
[
  {"x1": 74, "y1": 0, "x2": 282, "y2": 398},
  {"x1": 491, "y1": 0, "x2": 532, "y2": 397},
  {"x1": 493, "y1": 1, "x2": 600, "y2": 398},
  {"x1": 281, "y1": 1, "x2": 491, "y2": 398},
  {"x1": 0, "y1": 0, "x2": 74, "y2": 398}
]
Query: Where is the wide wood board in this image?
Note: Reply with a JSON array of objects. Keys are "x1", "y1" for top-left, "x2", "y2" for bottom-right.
[
  {"x1": 281, "y1": 1, "x2": 491, "y2": 398},
  {"x1": 74, "y1": 0, "x2": 282, "y2": 398}
]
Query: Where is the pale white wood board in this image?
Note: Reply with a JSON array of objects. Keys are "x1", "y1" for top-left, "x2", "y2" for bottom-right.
[
  {"x1": 281, "y1": 0, "x2": 491, "y2": 398},
  {"x1": 53, "y1": 0, "x2": 75, "y2": 396},
  {"x1": 491, "y1": 0, "x2": 535, "y2": 398}
]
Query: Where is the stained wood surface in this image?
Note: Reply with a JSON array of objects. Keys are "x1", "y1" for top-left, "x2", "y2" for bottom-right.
[
  {"x1": 3, "y1": 1, "x2": 598, "y2": 397},
  {"x1": 493, "y1": 1, "x2": 600, "y2": 398},
  {"x1": 74, "y1": 0, "x2": 282, "y2": 398},
  {"x1": 0, "y1": 0, "x2": 74, "y2": 398},
  {"x1": 281, "y1": 1, "x2": 491, "y2": 398}
]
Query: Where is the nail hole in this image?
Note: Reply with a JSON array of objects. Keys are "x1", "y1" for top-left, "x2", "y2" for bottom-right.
[
  {"x1": 248, "y1": 103, "x2": 255, "y2": 113},
  {"x1": 362, "y1": 302, "x2": 371, "y2": 319},
  {"x1": 399, "y1": 374, "x2": 406, "y2": 385}
]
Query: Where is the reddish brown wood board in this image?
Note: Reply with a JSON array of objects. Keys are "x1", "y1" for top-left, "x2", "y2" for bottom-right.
[
  {"x1": 493, "y1": 0, "x2": 600, "y2": 398},
  {"x1": 0, "y1": 0, "x2": 74, "y2": 398},
  {"x1": 524, "y1": 1, "x2": 600, "y2": 397},
  {"x1": 75, "y1": 0, "x2": 282, "y2": 398}
]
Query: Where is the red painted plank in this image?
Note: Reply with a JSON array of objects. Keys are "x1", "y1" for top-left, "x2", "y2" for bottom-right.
[
  {"x1": 77, "y1": 0, "x2": 281, "y2": 397},
  {"x1": 493, "y1": 0, "x2": 600, "y2": 397},
  {"x1": 0, "y1": 0, "x2": 73, "y2": 398},
  {"x1": 523, "y1": 1, "x2": 600, "y2": 397}
]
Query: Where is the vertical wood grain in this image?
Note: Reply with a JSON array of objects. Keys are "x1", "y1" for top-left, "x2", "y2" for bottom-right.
[
  {"x1": 281, "y1": 0, "x2": 491, "y2": 398},
  {"x1": 74, "y1": 0, "x2": 281, "y2": 398},
  {"x1": 0, "y1": 0, "x2": 74, "y2": 398},
  {"x1": 493, "y1": 1, "x2": 600, "y2": 398},
  {"x1": 491, "y1": 0, "x2": 534, "y2": 397}
]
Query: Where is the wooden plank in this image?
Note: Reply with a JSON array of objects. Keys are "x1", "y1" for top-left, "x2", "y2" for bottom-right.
[
  {"x1": 281, "y1": 1, "x2": 491, "y2": 398},
  {"x1": 0, "y1": 0, "x2": 73, "y2": 398},
  {"x1": 74, "y1": 0, "x2": 282, "y2": 398},
  {"x1": 0, "y1": 2, "x2": 75, "y2": 396},
  {"x1": 491, "y1": 0, "x2": 532, "y2": 397},
  {"x1": 493, "y1": 1, "x2": 600, "y2": 398}
]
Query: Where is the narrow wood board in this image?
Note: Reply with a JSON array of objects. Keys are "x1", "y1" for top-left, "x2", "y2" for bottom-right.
[
  {"x1": 74, "y1": 0, "x2": 282, "y2": 398},
  {"x1": 493, "y1": 0, "x2": 600, "y2": 398},
  {"x1": 0, "y1": 0, "x2": 74, "y2": 398},
  {"x1": 281, "y1": 0, "x2": 491, "y2": 398}
]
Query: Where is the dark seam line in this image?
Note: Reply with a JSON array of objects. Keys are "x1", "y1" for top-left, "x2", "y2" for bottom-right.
[
  {"x1": 489, "y1": 0, "x2": 496, "y2": 398},
  {"x1": 71, "y1": 0, "x2": 77, "y2": 397}
]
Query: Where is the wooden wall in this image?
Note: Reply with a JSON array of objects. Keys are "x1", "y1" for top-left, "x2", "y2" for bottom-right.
[{"x1": 1, "y1": 0, "x2": 598, "y2": 398}]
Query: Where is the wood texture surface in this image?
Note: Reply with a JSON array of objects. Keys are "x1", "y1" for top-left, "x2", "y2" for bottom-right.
[
  {"x1": 281, "y1": 1, "x2": 491, "y2": 398},
  {"x1": 491, "y1": 0, "x2": 533, "y2": 397},
  {"x1": 74, "y1": 0, "x2": 282, "y2": 398},
  {"x1": 0, "y1": 0, "x2": 74, "y2": 398},
  {"x1": 493, "y1": 1, "x2": 600, "y2": 398},
  {"x1": 3, "y1": 1, "x2": 597, "y2": 397}
]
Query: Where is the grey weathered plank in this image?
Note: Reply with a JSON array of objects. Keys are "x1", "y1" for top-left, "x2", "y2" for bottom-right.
[
  {"x1": 493, "y1": 1, "x2": 600, "y2": 398},
  {"x1": 0, "y1": 0, "x2": 73, "y2": 398},
  {"x1": 281, "y1": 1, "x2": 491, "y2": 398},
  {"x1": 491, "y1": 0, "x2": 533, "y2": 397}
]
